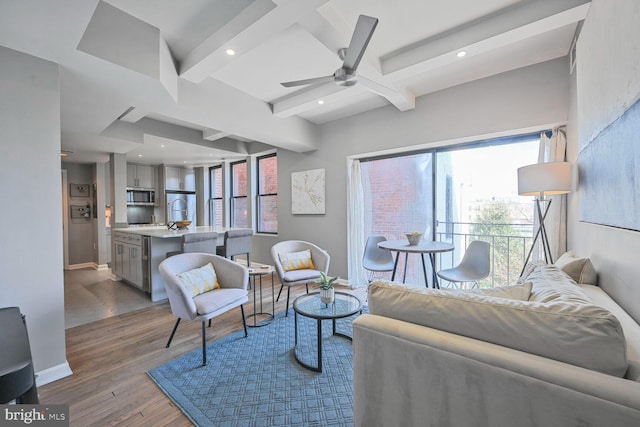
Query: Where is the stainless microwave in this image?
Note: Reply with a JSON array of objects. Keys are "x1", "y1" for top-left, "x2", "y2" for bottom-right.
[{"x1": 126, "y1": 188, "x2": 156, "y2": 206}]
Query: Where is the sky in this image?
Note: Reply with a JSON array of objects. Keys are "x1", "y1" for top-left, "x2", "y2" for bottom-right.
[{"x1": 448, "y1": 138, "x2": 539, "y2": 200}]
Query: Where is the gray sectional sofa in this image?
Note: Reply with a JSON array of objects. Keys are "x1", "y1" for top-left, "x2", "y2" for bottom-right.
[{"x1": 353, "y1": 257, "x2": 640, "y2": 427}]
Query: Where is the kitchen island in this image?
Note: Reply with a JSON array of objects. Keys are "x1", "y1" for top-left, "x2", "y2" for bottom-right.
[{"x1": 112, "y1": 226, "x2": 241, "y2": 302}]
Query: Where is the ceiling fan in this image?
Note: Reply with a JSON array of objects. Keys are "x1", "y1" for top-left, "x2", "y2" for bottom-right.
[{"x1": 280, "y1": 14, "x2": 379, "y2": 88}]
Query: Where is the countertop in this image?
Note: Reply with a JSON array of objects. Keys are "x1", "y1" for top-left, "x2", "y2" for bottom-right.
[{"x1": 112, "y1": 226, "x2": 239, "y2": 239}]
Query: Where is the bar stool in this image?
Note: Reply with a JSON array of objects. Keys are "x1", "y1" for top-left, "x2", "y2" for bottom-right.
[
  {"x1": 166, "y1": 232, "x2": 218, "y2": 258},
  {"x1": 216, "y1": 229, "x2": 253, "y2": 265}
]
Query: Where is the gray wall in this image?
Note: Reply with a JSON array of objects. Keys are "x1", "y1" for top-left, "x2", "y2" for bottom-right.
[
  {"x1": 0, "y1": 46, "x2": 68, "y2": 380},
  {"x1": 274, "y1": 58, "x2": 570, "y2": 279},
  {"x1": 567, "y1": 0, "x2": 640, "y2": 322}
]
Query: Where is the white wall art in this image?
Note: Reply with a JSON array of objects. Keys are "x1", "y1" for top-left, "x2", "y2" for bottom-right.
[{"x1": 291, "y1": 168, "x2": 325, "y2": 214}]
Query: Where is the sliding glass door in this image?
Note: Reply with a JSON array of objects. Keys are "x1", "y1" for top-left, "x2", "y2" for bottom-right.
[
  {"x1": 358, "y1": 134, "x2": 539, "y2": 287},
  {"x1": 361, "y1": 152, "x2": 434, "y2": 284}
]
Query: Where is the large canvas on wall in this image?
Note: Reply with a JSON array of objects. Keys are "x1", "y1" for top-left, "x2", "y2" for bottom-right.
[
  {"x1": 578, "y1": 99, "x2": 640, "y2": 231},
  {"x1": 291, "y1": 169, "x2": 325, "y2": 214}
]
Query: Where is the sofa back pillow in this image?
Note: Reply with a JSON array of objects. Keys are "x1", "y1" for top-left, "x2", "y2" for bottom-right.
[
  {"x1": 554, "y1": 250, "x2": 598, "y2": 285},
  {"x1": 368, "y1": 280, "x2": 627, "y2": 377}
]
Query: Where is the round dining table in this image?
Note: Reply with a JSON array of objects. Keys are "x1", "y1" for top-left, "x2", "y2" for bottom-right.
[{"x1": 378, "y1": 240, "x2": 454, "y2": 288}]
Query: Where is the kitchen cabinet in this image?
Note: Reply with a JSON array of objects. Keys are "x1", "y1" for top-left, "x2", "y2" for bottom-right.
[
  {"x1": 112, "y1": 231, "x2": 146, "y2": 290},
  {"x1": 165, "y1": 166, "x2": 195, "y2": 192},
  {"x1": 113, "y1": 237, "x2": 125, "y2": 279},
  {"x1": 127, "y1": 164, "x2": 155, "y2": 188}
]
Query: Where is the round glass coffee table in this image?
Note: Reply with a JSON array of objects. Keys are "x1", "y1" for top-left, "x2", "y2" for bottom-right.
[{"x1": 292, "y1": 291, "x2": 363, "y2": 373}]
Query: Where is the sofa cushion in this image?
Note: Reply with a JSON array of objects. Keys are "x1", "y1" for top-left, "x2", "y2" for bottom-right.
[
  {"x1": 447, "y1": 281, "x2": 533, "y2": 301},
  {"x1": 368, "y1": 278, "x2": 628, "y2": 377},
  {"x1": 580, "y1": 284, "x2": 640, "y2": 381},
  {"x1": 554, "y1": 251, "x2": 598, "y2": 285},
  {"x1": 524, "y1": 263, "x2": 595, "y2": 304}
]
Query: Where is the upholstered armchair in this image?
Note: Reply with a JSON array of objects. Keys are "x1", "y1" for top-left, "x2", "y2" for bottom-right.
[
  {"x1": 159, "y1": 253, "x2": 249, "y2": 365},
  {"x1": 271, "y1": 240, "x2": 330, "y2": 316}
]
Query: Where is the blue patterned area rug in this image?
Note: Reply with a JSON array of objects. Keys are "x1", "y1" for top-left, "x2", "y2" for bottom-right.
[{"x1": 148, "y1": 308, "x2": 365, "y2": 426}]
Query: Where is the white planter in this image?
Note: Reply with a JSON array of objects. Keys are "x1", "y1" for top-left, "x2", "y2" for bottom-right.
[{"x1": 320, "y1": 287, "x2": 335, "y2": 305}]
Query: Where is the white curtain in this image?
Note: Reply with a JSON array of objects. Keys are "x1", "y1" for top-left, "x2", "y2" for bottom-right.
[
  {"x1": 347, "y1": 158, "x2": 368, "y2": 288},
  {"x1": 533, "y1": 128, "x2": 568, "y2": 262}
]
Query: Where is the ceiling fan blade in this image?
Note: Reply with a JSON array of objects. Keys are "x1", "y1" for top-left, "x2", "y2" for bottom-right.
[
  {"x1": 281, "y1": 75, "x2": 334, "y2": 87},
  {"x1": 342, "y1": 15, "x2": 378, "y2": 72}
]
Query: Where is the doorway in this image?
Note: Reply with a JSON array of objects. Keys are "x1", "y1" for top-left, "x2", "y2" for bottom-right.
[{"x1": 62, "y1": 169, "x2": 69, "y2": 270}]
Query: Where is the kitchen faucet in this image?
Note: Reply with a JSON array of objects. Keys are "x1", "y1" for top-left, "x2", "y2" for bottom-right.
[{"x1": 169, "y1": 198, "x2": 188, "y2": 222}]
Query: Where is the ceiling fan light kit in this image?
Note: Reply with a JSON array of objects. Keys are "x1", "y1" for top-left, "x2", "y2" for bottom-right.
[{"x1": 280, "y1": 14, "x2": 379, "y2": 89}]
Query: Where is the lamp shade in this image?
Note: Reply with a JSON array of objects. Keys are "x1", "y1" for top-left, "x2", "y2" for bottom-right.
[{"x1": 517, "y1": 161, "x2": 571, "y2": 197}]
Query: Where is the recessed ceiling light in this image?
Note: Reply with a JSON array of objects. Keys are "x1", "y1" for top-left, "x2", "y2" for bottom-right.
[
  {"x1": 457, "y1": 51, "x2": 467, "y2": 58},
  {"x1": 226, "y1": 49, "x2": 235, "y2": 56},
  {"x1": 318, "y1": 99, "x2": 325, "y2": 105},
  {"x1": 160, "y1": 144, "x2": 165, "y2": 148},
  {"x1": 138, "y1": 154, "x2": 142, "y2": 157}
]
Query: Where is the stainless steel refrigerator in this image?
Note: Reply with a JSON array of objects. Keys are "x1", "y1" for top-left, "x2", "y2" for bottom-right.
[{"x1": 166, "y1": 192, "x2": 196, "y2": 223}]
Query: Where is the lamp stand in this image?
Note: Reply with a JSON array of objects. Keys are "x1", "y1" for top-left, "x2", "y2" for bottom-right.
[{"x1": 520, "y1": 198, "x2": 554, "y2": 275}]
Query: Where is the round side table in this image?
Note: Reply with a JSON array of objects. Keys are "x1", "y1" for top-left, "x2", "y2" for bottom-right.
[{"x1": 247, "y1": 264, "x2": 275, "y2": 327}]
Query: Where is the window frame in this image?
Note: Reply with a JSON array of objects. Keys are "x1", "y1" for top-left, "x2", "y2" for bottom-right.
[
  {"x1": 230, "y1": 159, "x2": 248, "y2": 228},
  {"x1": 208, "y1": 165, "x2": 223, "y2": 227},
  {"x1": 256, "y1": 153, "x2": 278, "y2": 234}
]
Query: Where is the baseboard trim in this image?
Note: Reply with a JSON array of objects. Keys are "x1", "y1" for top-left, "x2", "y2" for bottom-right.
[
  {"x1": 36, "y1": 362, "x2": 73, "y2": 387},
  {"x1": 67, "y1": 262, "x2": 95, "y2": 270},
  {"x1": 67, "y1": 262, "x2": 110, "y2": 271}
]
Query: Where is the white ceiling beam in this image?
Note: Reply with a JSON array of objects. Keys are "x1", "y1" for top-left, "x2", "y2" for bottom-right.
[
  {"x1": 283, "y1": 3, "x2": 415, "y2": 114},
  {"x1": 102, "y1": 118, "x2": 250, "y2": 154},
  {"x1": 382, "y1": 0, "x2": 590, "y2": 81},
  {"x1": 358, "y1": 76, "x2": 414, "y2": 111},
  {"x1": 180, "y1": 0, "x2": 330, "y2": 83},
  {"x1": 202, "y1": 128, "x2": 230, "y2": 141},
  {"x1": 271, "y1": 82, "x2": 346, "y2": 118},
  {"x1": 117, "y1": 106, "x2": 149, "y2": 123}
]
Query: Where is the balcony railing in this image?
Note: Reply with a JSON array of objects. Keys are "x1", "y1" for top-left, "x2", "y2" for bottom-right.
[
  {"x1": 369, "y1": 221, "x2": 534, "y2": 288},
  {"x1": 435, "y1": 220, "x2": 534, "y2": 288}
]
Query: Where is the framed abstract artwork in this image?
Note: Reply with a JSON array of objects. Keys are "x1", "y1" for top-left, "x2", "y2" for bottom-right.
[
  {"x1": 291, "y1": 169, "x2": 325, "y2": 214},
  {"x1": 578, "y1": 99, "x2": 640, "y2": 231}
]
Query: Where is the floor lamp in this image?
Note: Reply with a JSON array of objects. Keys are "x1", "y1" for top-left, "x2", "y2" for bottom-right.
[{"x1": 518, "y1": 161, "x2": 571, "y2": 273}]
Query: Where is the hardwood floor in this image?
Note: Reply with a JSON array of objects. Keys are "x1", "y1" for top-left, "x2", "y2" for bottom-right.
[{"x1": 39, "y1": 279, "x2": 367, "y2": 427}]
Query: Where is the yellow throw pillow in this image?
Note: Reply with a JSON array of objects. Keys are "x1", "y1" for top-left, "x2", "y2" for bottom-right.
[
  {"x1": 176, "y1": 263, "x2": 220, "y2": 297},
  {"x1": 279, "y1": 249, "x2": 315, "y2": 272}
]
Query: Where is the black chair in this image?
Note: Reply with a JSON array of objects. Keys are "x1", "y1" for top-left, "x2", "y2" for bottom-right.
[{"x1": 0, "y1": 307, "x2": 39, "y2": 404}]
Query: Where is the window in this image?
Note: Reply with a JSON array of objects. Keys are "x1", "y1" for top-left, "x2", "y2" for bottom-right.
[
  {"x1": 208, "y1": 165, "x2": 223, "y2": 227},
  {"x1": 230, "y1": 160, "x2": 248, "y2": 228},
  {"x1": 358, "y1": 134, "x2": 540, "y2": 286},
  {"x1": 435, "y1": 137, "x2": 539, "y2": 286},
  {"x1": 257, "y1": 153, "x2": 277, "y2": 233}
]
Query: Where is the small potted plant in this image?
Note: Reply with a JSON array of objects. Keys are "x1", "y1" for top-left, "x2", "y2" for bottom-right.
[{"x1": 317, "y1": 272, "x2": 339, "y2": 305}]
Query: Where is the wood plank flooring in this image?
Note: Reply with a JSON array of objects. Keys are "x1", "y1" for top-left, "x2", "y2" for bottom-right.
[{"x1": 39, "y1": 278, "x2": 367, "y2": 427}]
